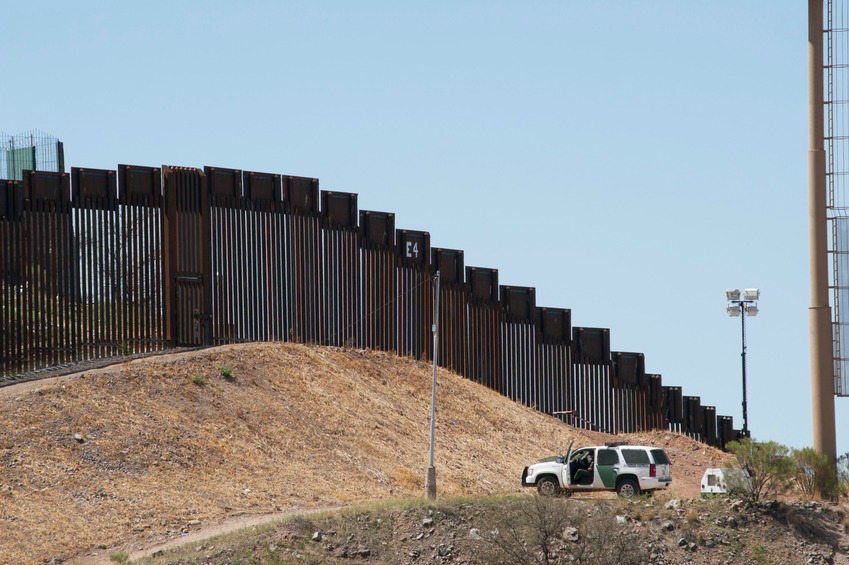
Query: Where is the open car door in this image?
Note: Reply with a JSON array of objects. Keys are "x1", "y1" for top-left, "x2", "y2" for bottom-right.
[{"x1": 562, "y1": 441, "x2": 574, "y2": 488}]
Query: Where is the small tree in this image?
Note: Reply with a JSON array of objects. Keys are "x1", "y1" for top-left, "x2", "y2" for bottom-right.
[
  {"x1": 482, "y1": 495, "x2": 572, "y2": 565},
  {"x1": 479, "y1": 498, "x2": 648, "y2": 565},
  {"x1": 725, "y1": 438, "x2": 793, "y2": 504},
  {"x1": 792, "y1": 447, "x2": 838, "y2": 501}
]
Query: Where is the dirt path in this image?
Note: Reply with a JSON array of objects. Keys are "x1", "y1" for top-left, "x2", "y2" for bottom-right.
[{"x1": 73, "y1": 506, "x2": 341, "y2": 564}]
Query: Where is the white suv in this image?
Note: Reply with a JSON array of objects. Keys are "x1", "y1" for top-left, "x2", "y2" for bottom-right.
[{"x1": 521, "y1": 442, "x2": 672, "y2": 497}]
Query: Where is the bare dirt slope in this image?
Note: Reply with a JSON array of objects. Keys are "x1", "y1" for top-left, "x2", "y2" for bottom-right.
[{"x1": 0, "y1": 342, "x2": 729, "y2": 563}]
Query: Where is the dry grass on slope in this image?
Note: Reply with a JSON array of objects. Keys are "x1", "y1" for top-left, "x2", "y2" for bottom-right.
[{"x1": 0, "y1": 342, "x2": 725, "y2": 563}]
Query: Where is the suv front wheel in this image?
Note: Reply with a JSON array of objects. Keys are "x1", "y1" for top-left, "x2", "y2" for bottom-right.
[
  {"x1": 536, "y1": 477, "x2": 561, "y2": 496},
  {"x1": 616, "y1": 478, "x2": 640, "y2": 498}
]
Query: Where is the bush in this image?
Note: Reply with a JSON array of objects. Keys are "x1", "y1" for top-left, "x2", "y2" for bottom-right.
[
  {"x1": 192, "y1": 375, "x2": 205, "y2": 386},
  {"x1": 480, "y1": 495, "x2": 570, "y2": 565},
  {"x1": 479, "y1": 497, "x2": 648, "y2": 565},
  {"x1": 792, "y1": 447, "x2": 838, "y2": 500},
  {"x1": 725, "y1": 438, "x2": 793, "y2": 504},
  {"x1": 220, "y1": 366, "x2": 233, "y2": 379}
]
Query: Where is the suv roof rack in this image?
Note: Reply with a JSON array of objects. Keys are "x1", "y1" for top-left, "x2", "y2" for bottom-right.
[{"x1": 604, "y1": 441, "x2": 629, "y2": 447}]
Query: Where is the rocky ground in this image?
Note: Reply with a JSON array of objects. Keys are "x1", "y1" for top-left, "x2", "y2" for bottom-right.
[
  {"x1": 123, "y1": 495, "x2": 849, "y2": 564},
  {"x1": 0, "y1": 342, "x2": 842, "y2": 564}
]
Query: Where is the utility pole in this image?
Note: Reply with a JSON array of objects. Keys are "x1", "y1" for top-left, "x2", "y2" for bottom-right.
[{"x1": 425, "y1": 271, "x2": 441, "y2": 499}]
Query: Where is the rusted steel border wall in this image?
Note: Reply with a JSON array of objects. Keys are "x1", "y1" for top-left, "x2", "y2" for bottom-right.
[
  {"x1": 1, "y1": 165, "x2": 740, "y2": 447},
  {"x1": 322, "y1": 191, "x2": 360, "y2": 348},
  {"x1": 360, "y1": 210, "x2": 395, "y2": 351},
  {"x1": 434, "y1": 249, "x2": 467, "y2": 376},
  {"x1": 535, "y1": 307, "x2": 570, "y2": 419},
  {"x1": 396, "y1": 230, "x2": 432, "y2": 359},
  {"x1": 500, "y1": 285, "x2": 537, "y2": 407}
]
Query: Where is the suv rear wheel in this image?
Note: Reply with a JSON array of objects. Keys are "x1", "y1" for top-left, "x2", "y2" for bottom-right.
[
  {"x1": 537, "y1": 477, "x2": 560, "y2": 496},
  {"x1": 616, "y1": 478, "x2": 640, "y2": 498}
]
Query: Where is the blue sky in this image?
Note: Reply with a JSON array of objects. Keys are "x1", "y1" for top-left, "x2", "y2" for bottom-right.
[{"x1": 4, "y1": 1, "x2": 846, "y2": 455}]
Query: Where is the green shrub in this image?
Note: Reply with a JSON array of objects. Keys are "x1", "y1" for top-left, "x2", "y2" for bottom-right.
[
  {"x1": 220, "y1": 366, "x2": 233, "y2": 379},
  {"x1": 725, "y1": 438, "x2": 793, "y2": 504},
  {"x1": 792, "y1": 447, "x2": 838, "y2": 500},
  {"x1": 109, "y1": 551, "x2": 129, "y2": 563},
  {"x1": 192, "y1": 375, "x2": 205, "y2": 386},
  {"x1": 478, "y1": 497, "x2": 648, "y2": 565},
  {"x1": 752, "y1": 543, "x2": 768, "y2": 565}
]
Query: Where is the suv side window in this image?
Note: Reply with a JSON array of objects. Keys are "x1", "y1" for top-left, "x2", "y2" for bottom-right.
[
  {"x1": 597, "y1": 449, "x2": 619, "y2": 465},
  {"x1": 650, "y1": 449, "x2": 670, "y2": 465},
  {"x1": 621, "y1": 449, "x2": 650, "y2": 466}
]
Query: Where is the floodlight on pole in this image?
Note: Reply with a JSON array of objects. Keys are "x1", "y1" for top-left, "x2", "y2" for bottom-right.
[{"x1": 725, "y1": 288, "x2": 759, "y2": 438}]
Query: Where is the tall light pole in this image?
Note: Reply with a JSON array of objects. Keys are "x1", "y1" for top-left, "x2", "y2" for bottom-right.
[
  {"x1": 425, "y1": 271, "x2": 440, "y2": 499},
  {"x1": 808, "y1": 0, "x2": 837, "y2": 465},
  {"x1": 726, "y1": 288, "x2": 760, "y2": 438}
]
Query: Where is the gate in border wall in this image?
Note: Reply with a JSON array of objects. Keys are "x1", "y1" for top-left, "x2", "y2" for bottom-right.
[{"x1": 1, "y1": 165, "x2": 741, "y2": 448}]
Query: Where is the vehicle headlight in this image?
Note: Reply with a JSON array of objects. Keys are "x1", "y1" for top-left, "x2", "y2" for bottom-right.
[{"x1": 527, "y1": 468, "x2": 534, "y2": 477}]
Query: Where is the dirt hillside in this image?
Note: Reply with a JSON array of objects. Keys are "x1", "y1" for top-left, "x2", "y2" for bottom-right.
[{"x1": 0, "y1": 342, "x2": 729, "y2": 563}]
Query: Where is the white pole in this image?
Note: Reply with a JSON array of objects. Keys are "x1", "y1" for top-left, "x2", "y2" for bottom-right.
[{"x1": 426, "y1": 270, "x2": 440, "y2": 499}]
